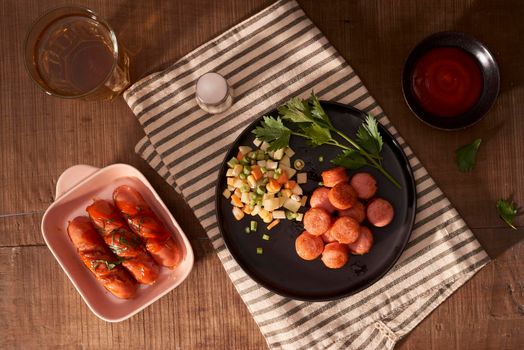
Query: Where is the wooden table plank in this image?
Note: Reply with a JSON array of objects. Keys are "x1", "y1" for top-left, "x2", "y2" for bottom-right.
[{"x1": 1, "y1": 0, "x2": 523, "y2": 349}]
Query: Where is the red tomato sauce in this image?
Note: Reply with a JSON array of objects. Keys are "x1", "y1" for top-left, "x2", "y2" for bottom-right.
[{"x1": 411, "y1": 47, "x2": 483, "y2": 117}]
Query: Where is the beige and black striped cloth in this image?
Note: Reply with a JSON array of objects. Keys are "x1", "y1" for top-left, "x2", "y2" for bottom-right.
[{"x1": 123, "y1": 1, "x2": 489, "y2": 348}]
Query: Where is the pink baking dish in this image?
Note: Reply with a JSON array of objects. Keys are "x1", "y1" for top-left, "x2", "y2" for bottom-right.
[{"x1": 41, "y1": 163, "x2": 194, "y2": 322}]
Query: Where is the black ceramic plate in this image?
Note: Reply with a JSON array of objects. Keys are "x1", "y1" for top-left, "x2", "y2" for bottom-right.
[
  {"x1": 402, "y1": 31, "x2": 500, "y2": 130},
  {"x1": 215, "y1": 101, "x2": 416, "y2": 301}
]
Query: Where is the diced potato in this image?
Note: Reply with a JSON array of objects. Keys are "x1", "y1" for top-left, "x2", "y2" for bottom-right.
[
  {"x1": 226, "y1": 169, "x2": 235, "y2": 177},
  {"x1": 260, "y1": 142, "x2": 270, "y2": 151},
  {"x1": 285, "y1": 147, "x2": 295, "y2": 157},
  {"x1": 300, "y1": 195, "x2": 308, "y2": 206},
  {"x1": 247, "y1": 175, "x2": 257, "y2": 188},
  {"x1": 297, "y1": 172, "x2": 307, "y2": 184},
  {"x1": 257, "y1": 160, "x2": 266, "y2": 167},
  {"x1": 232, "y1": 207, "x2": 244, "y2": 220},
  {"x1": 292, "y1": 184, "x2": 303, "y2": 195},
  {"x1": 280, "y1": 155, "x2": 291, "y2": 167},
  {"x1": 233, "y1": 179, "x2": 244, "y2": 188},
  {"x1": 259, "y1": 209, "x2": 271, "y2": 221},
  {"x1": 238, "y1": 146, "x2": 252, "y2": 155},
  {"x1": 263, "y1": 214, "x2": 273, "y2": 224},
  {"x1": 227, "y1": 185, "x2": 235, "y2": 192},
  {"x1": 232, "y1": 164, "x2": 243, "y2": 177},
  {"x1": 296, "y1": 213, "x2": 304, "y2": 222},
  {"x1": 253, "y1": 138, "x2": 262, "y2": 147},
  {"x1": 281, "y1": 189, "x2": 292, "y2": 198},
  {"x1": 251, "y1": 205, "x2": 260, "y2": 217},
  {"x1": 263, "y1": 198, "x2": 280, "y2": 212},
  {"x1": 283, "y1": 198, "x2": 301, "y2": 212},
  {"x1": 266, "y1": 160, "x2": 278, "y2": 170},
  {"x1": 234, "y1": 188, "x2": 241, "y2": 198},
  {"x1": 243, "y1": 206, "x2": 253, "y2": 215},
  {"x1": 272, "y1": 210, "x2": 286, "y2": 219},
  {"x1": 262, "y1": 193, "x2": 274, "y2": 201},
  {"x1": 279, "y1": 165, "x2": 296, "y2": 179},
  {"x1": 222, "y1": 189, "x2": 231, "y2": 199},
  {"x1": 266, "y1": 170, "x2": 274, "y2": 178},
  {"x1": 273, "y1": 148, "x2": 284, "y2": 160},
  {"x1": 241, "y1": 192, "x2": 250, "y2": 204},
  {"x1": 227, "y1": 177, "x2": 235, "y2": 186},
  {"x1": 278, "y1": 197, "x2": 287, "y2": 207},
  {"x1": 291, "y1": 194, "x2": 301, "y2": 202}
]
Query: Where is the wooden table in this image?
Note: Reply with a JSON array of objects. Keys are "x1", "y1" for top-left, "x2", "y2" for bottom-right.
[{"x1": 1, "y1": 0, "x2": 523, "y2": 348}]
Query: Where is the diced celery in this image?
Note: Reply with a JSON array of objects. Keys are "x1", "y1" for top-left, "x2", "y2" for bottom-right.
[
  {"x1": 245, "y1": 227, "x2": 251, "y2": 234},
  {"x1": 240, "y1": 184, "x2": 250, "y2": 193},
  {"x1": 243, "y1": 165, "x2": 251, "y2": 174},
  {"x1": 256, "y1": 247, "x2": 263, "y2": 254},
  {"x1": 239, "y1": 173, "x2": 247, "y2": 179},
  {"x1": 240, "y1": 158, "x2": 250, "y2": 165},
  {"x1": 256, "y1": 151, "x2": 266, "y2": 160},
  {"x1": 293, "y1": 159, "x2": 305, "y2": 170},
  {"x1": 256, "y1": 185, "x2": 266, "y2": 195},
  {"x1": 250, "y1": 221, "x2": 258, "y2": 232},
  {"x1": 262, "y1": 234, "x2": 270, "y2": 241},
  {"x1": 295, "y1": 213, "x2": 304, "y2": 222},
  {"x1": 285, "y1": 211, "x2": 297, "y2": 220},
  {"x1": 227, "y1": 157, "x2": 239, "y2": 168}
]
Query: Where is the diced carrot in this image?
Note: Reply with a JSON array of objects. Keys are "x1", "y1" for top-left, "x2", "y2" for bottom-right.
[
  {"x1": 243, "y1": 206, "x2": 253, "y2": 214},
  {"x1": 277, "y1": 170, "x2": 289, "y2": 185},
  {"x1": 231, "y1": 195, "x2": 243, "y2": 207},
  {"x1": 267, "y1": 178, "x2": 281, "y2": 193},
  {"x1": 251, "y1": 165, "x2": 263, "y2": 181},
  {"x1": 236, "y1": 151, "x2": 244, "y2": 161},
  {"x1": 267, "y1": 219, "x2": 281, "y2": 230},
  {"x1": 285, "y1": 180, "x2": 297, "y2": 189}
]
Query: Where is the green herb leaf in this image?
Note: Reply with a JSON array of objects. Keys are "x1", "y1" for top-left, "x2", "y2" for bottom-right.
[
  {"x1": 92, "y1": 258, "x2": 123, "y2": 270},
  {"x1": 496, "y1": 198, "x2": 518, "y2": 230},
  {"x1": 308, "y1": 92, "x2": 332, "y2": 127},
  {"x1": 456, "y1": 138, "x2": 482, "y2": 172},
  {"x1": 356, "y1": 114, "x2": 383, "y2": 156},
  {"x1": 331, "y1": 149, "x2": 367, "y2": 169},
  {"x1": 277, "y1": 97, "x2": 312, "y2": 124},
  {"x1": 303, "y1": 124, "x2": 332, "y2": 147},
  {"x1": 252, "y1": 116, "x2": 291, "y2": 151}
]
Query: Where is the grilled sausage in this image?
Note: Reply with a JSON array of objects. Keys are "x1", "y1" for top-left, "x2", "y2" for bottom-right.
[
  {"x1": 295, "y1": 231, "x2": 324, "y2": 260},
  {"x1": 67, "y1": 216, "x2": 137, "y2": 299},
  {"x1": 330, "y1": 216, "x2": 360, "y2": 244},
  {"x1": 328, "y1": 182, "x2": 358, "y2": 210},
  {"x1": 113, "y1": 185, "x2": 182, "y2": 269},
  {"x1": 347, "y1": 226, "x2": 374, "y2": 255},
  {"x1": 321, "y1": 228, "x2": 337, "y2": 243},
  {"x1": 86, "y1": 200, "x2": 160, "y2": 284},
  {"x1": 303, "y1": 208, "x2": 332, "y2": 236},
  {"x1": 366, "y1": 198, "x2": 394, "y2": 227},
  {"x1": 350, "y1": 172, "x2": 377, "y2": 200},
  {"x1": 321, "y1": 242, "x2": 349, "y2": 269},
  {"x1": 309, "y1": 187, "x2": 336, "y2": 214},
  {"x1": 338, "y1": 201, "x2": 366, "y2": 223},
  {"x1": 321, "y1": 167, "x2": 349, "y2": 187}
]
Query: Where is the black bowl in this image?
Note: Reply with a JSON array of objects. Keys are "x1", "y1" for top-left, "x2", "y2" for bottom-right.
[{"x1": 402, "y1": 31, "x2": 500, "y2": 130}]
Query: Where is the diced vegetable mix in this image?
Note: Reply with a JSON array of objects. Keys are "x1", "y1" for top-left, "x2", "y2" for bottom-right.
[{"x1": 223, "y1": 140, "x2": 307, "y2": 229}]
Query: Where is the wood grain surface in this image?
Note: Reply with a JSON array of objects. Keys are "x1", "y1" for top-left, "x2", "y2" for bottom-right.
[{"x1": 1, "y1": 0, "x2": 523, "y2": 349}]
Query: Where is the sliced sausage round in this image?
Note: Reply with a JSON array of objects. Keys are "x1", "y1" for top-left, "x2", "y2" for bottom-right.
[
  {"x1": 338, "y1": 201, "x2": 366, "y2": 223},
  {"x1": 350, "y1": 172, "x2": 377, "y2": 200},
  {"x1": 321, "y1": 228, "x2": 337, "y2": 243},
  {"x1": 309, "y1": 187, "x2": 336, "y2": 214},
  {"x1": 328, "y1": 182, "x2": 358, "y2": 210},
  {"x1": 321, "y1": 167, "x2": 349, "y2": 187},
  {"x1": 321, "y1": 242, "x2": 349, "y2": 269},
  {"x1": 295, "y1": 231, "x2": 324, "y2": 260},
  {"x1": 347, "y1": 226, "x2": 374, "y2": 255},
  {"x1": 366, "y1": 198, "x2": 394, "y2": 227},
  {"x1": 303, "y1": 208, "x2": 332, "y2": 236},
  {"x1": 331, "y1": 216, "x2": 360, "y2": 244}
]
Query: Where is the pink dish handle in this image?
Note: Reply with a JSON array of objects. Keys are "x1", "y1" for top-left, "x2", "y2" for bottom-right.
[{"x1": 56, "y1": 165, "x2": 100, "y2": 199}]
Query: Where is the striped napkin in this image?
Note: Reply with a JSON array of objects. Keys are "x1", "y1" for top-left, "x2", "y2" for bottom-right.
[{"x1": 123, "y1": 1, "x2": 490, "y2": 348}]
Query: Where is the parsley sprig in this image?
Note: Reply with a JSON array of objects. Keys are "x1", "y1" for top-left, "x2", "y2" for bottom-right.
[
  {"x1": 496, "y1": 198, "x2": 519, "y2": 230},
  {"x1": 252, "y1": 92, "x2": 400, "y2": 188}
]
